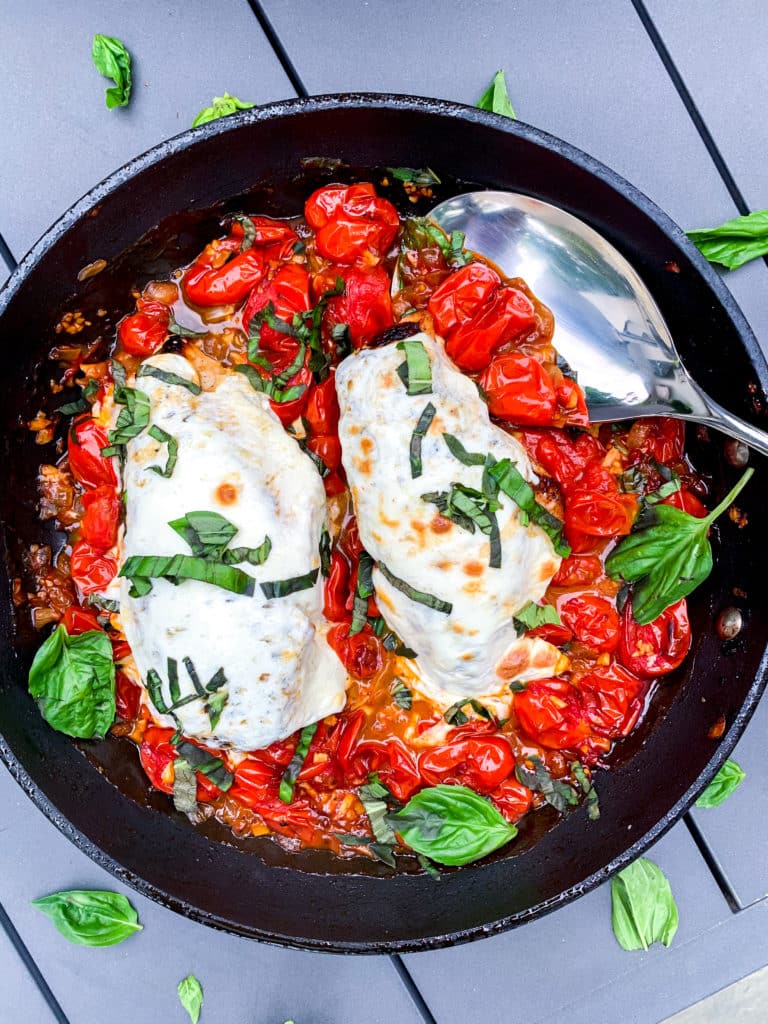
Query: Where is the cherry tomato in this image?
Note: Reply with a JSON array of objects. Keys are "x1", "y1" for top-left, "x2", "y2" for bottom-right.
[
  {"x1": 489, "y1": 777, "x2": 533, "y2": 823},
  {"x1": 327, "y1": 621, "x2": 383, "y2": 679},
  {"x1": 70, "y1": 541, "x2": 118, "y2": 595},
  {"x1": 242, "y1": 263, "x2": 310, "y2": 352},
  {"x1": 663, "y1": 488, "x2": 708, "y2": 518},
  {"x1": 184, "y1": 247, "x2": 266, "y2": 306},
  {"x1": 80, "y1": 485, "x2": 120, "y2": 552},
  {"x1": 254, "y1": 352, "x2": 313, "y2": 429},
  {"x1": 115, "y1": 671, "x2": 141, "y2": 721},
  {"x1": 560, "y1": 595, "x2": 620, "y2": 652},
  {"x1": 303, "y1": 376, "x2": 340, "y2": 436},
  {"x1": 565, "y1": 490, "x2": 638, "y2": 538},
  {"x1": 526, "y1": 622, "x2": 574, "y2": 646},
  {"x1": 625, "y1": 417, "x2": 685, "y2": 464},
  {"x1": 578, "y1": 663, "x2": 645, "y2": 737},
  {"x1": 229, "y1": 755, "x2": 324, "y2": 842},
  {"x1": 417, "y1": 727, "x2": 515, "y2": 794},
  {"x1": 619, "y1": 598, "x2": 692, "y2": 677},
  {"x1": 551, "y1": 555, "x2": 603, "y2": 588},
  {"x1": 117, "y1": 307, "x2": 169, "y2": 357},
  {"x1": 62, "y1": 605, "x2": 102, "y2": 635},
  {"x1": 352, "y1": 740, "x2": 421, "y2": 801},
  {"x1": 306, "y1": 434, "x2": 342, "y2": 473},
  {"x1": 339, "y1": 518, "x2": 363, "y2": 560},
  {"x1": 428, "y1": 262, "x2": 500, "y2": 335},
  {"x1": 521, "y1": 430, "x2": 602, "y2": 493},
  {"x1": 445, "y1": 286, "x2": 536, "y2": 372},
  {"x1": 323, "y1": 549, "x2": 351, "y2": 622},
  {"x1": 554, "y1": 375, "x2": 590, "y2": 427},
  {"x1": 323, "y1": 470, "x2": 348, "y2": 497},
  {"x1": 139, "y1": 726, "x2": 177, "y2": 793},
  {"x1": 305, "y1": 184, "x2": 399, "y2": 264},
  {"x1": 479, "y1": 352, "x2": 558, "y2": 425},
  {"x1": 329, "y1": 709, "x2": 366, "y2": 776},
  {"x1": 68, "y1": 419, "x2": 117, "y2": 489},
  {"x1": 320, "y1": 265, "x2": 393, "y2": 348},
  {"x1": 514, "y1": 679, "x2": 593, "y2": 750}
]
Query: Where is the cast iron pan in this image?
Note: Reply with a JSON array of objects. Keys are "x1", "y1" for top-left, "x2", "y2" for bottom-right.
[{"x1": 0, "y1": 96, "x2": 766, "y2": 953}]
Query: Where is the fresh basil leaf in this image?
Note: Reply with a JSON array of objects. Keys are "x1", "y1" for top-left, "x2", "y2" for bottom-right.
[
  {"x1": 442, "y1": 433, "x2": 486, "y2": 466},
  {"x1": 391, "y1": 677, "x2": 413, "y2": 710},
  {"x1": 387, "y1": 166, "x2": 442, "y2": 186},
  {"x1": 146, "y1": 425, "x2": 178, "y2": 478},
  {"x1": 260, "y1": 568, "x2": 319, "y2": 600},
  {"x1": 109, "y1": 386, "x2": 151, "y2": 447},
  {"x1": 410, "y1": 401, "x2": 436, "y2": 478},
  {"x1": 136, "y1": 364, "x2": 202, "y2": 395},
  {"x1": 350, "y1": 551, "x2": 375, "y2": 636},
  {"x1": 192, "y1": 92, "x2": 254, "y2": 128},
  {"x1": 606, "y1": 468, "x2": 754, "y2": 624},
  {"x1": 279, "y1": 723, "x2": 318, "y2": 803},
  {"x1": 513, "y1": 600, "x2": 561, "y2": 633},
  {"x1": 178, "y1": 974, "x2": 204, "y2": 1024},
  {"x1": 392, "y1": 784, "x2": 517, "y2": 866},
  {"x1": 417, "y1": 853, "x2": 442, "y2": 879},
  {"x1": 359, "y1": 784, "x2": 398, "y2": 853},
  {"x1": 173, "y1": 739, "x2": 233, "y2": 792},
  {"x1": 222, "y1": 538, "x2": 272, "y2": 566},
  {"x1": 571, "y1": 761, "x2": 600, "y2": 821},
  {"x1": 172, "y1": 757, "x2": 198, "y2": 815},
  {"x1": 477, "y1": 69, "x2": 516, "y2": 119},
  {"x1": 120, "y1": 554, "x2": 255, "y2": 597},
  {"x1": 695, "y1": 758, "x2": 746, "y2": 808},
  {"x1": 206, "y1": 688, "x2": 228, "y2": 731},
  {"x1": 32, "y1": 889, "x2": 141, "y2": 946},
  {"x1": 687, "y1": 209, "x2": 768, "y2": 270},
  {"x1": 611, "y1": 857, "x2": 679, "y2": 951},
  {"x1": 396, "y1": 339, "x2": 433, "y2": 396},
  {"x1": 28, "y1": 625, "x2": 115, "y2": 739},
  {"x1": 444, "y1": 698, "x2": 492, "y2": 727},
  {"x1": 91, "y1": 35, "x2": 132, "y2": 109},
  {"x1": 377, "y1": 562, "x2": 452, "y2": 614},
  {"x1": 515, "y1": 756, "x2": 578, "y2": 814},
  {"x1": 169, "y1": 510, "x2": 238, "y2": 558},
  {"x1": 489, "y1": 458, "x2": 571, "y2": 557}
]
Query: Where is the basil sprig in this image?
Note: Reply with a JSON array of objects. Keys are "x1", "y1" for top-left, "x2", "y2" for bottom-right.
[
  {"x1": 178, "y1": 975, "x2": 204, "y2": 1024},
  {"x1": 392, "y1": 784, "x2": 517, "y2": 866},
  {"x1": 687, "y1": 209, "x2": 768, "y2": 270},
  {"x1": 695, "y1": 758, "x2": 746, "y2": 808},
  {"x1": 192, "y1": 92, "x2": 254, "y2": 128},
  {"x1": 477, "y1": 69, "x2": 516, "y2": 119},
  {"x1": 396, "y1": 339, "x2": 433, "y2": 396},
  {"x1": 32, "y1": 889, "x2": 141, "y2": 946},
  {"x1": 513, "y1": 600, "x2": 562, "y2": 634},
  {"x1": 611, "y1": 858, "x2": 679, "y2": 951},
  {"x1": 489, "y1": 458, "x2": 571, "y2": 557},
  {"x1": 377, "y1": 561, "x2": 452, "y2": 614},
  {"x1": 409, "y1": 402, "x2": 436, "y2": 478},
  {"x1": 91, "y1": 35, "x2": 132, "y2": 109},
  {"x1": 606, "y1": 468, "x2": 754, "y2": 624},
  {"x1": 28, "y1": 625, "x2": 115, "y2": 739},
  {"x1": 279, "y1": 723, "x2": 318, "y2": 804}
]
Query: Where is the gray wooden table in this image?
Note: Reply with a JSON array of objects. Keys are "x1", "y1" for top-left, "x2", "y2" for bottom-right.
[{"x1": 1, "y1": 3, "x2": 767, "y2": 1022}]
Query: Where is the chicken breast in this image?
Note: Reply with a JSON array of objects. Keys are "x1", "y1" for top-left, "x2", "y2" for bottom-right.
[
  {"x1": 336, "y1": 332, "x2": 562, "y2": 706},
  {"x1": 119, "y1": 353, "x2": 346, "y2": 750}
]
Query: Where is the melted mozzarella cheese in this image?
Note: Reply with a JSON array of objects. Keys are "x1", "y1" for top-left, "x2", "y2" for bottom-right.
[
  {"x1": 119, "y1": 354, "x2": 346, "y2": 750},
  {"x1": 336, "y1": 332, "x2": 562, "y2": 706}
]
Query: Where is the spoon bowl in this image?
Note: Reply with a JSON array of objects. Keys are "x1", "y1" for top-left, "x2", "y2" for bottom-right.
[{"x1": 430, "y1": 191, "x2": 768, "y2": 455}]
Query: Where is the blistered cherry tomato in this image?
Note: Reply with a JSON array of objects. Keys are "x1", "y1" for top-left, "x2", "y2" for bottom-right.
[
  {"x1": 559, "y1": 595, "x2": 619, "y2": 652},
  {"x1": 68, "y1": 419, "x2": 117, "y2": 489},
  {"x1": 579, "y1": 663, "x2": 645, "y2": 737},
  {"x1": 551, "y1": 555, "x2": 603, "y2": 588},
  {"x1": 479, "y1": 351, "x2": 558, "y2": 424},
  {"x1": 663, "y1": 488, "x2": 708, "y2": 518},
  {"x1": 115, "y1": 671, "x2": 141, "y2": 721},
  {"x1": 304, "y1": 376, "x2": 340, "y2": 436},
  {"x1": 61, "y1": 605, "x2": 102, "y2": 635},
  {"x1": 305, "y1": 184, "x2": 399, "y2": 264},
  {"x1": 306, "y1": 434, "x2": 342, "y2": 473},
  {"x1": 80, "y1": 485, "x2": 120, "y2": 552},
  {"x1": 352, "y1": 740, "x2": 421, "y2": 801},
  {"x1": 522, "y1": 430, "x2": 602, "y2": 493},
  {"x1": 242, "y1": 263, "x2": 310, "y2": 352},
  {"x1": 327, "y1": 621, "x2": 383, "y2": 679},
  {"x1": 625, "y1": 417, "x2": 685, "y2": 464},
  {"x1": 565, "y1": 490, "x2": 637, "y2": 538},
  {"x1": 117, "y1": 306, "x2": 169, "y2": 357},
  {"x1": 139, "y1": 726, "x2": 177, "y2": 793},
  {"x1": 526, "y1": 622, "x2": 574, "y2": 646},
  {"x1": 319, "y1": 265, "x2": 393, "y2": 348},
  {"x1": 445, "y1": 286, "x2": 536, "y2": 372},
  {"x1": 619, "y1": 598, "x2": 692, "y2": 677},
  {"x1": 323, "y1": 550, "x2": 351, "y2": 622},
  {"x1": 514, "y1": 679, "x2": 592, "y2": 751},
  {"x1": 427, "y1": 262, "x2": 500, "y2": 335},
  {"x1": 70, "y1": 541, "x2": 118, "y2": 595},
  {"x1": 418, "y1": 727, "x2": 515, "y2": 794},
  {"x1": 489, "y1": 777, "x2": 533, "y2": 823}
]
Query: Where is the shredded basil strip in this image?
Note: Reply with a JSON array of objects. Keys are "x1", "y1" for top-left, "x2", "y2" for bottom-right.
[
  {"x1": 260, "y1": 568, "x2": 319, "y2": 600},
  {"x1": 442, "y1": 433, "x2": 486, "y2": 466},
  {"x1": 396, "y1": 339, "x2": 432, "y2": 396},
  {"x1": 409, "y1": 402, "x2": 436, "y2": 478},
  {"x1": 444, "y1": 698, "x2": 493, "y2": 726},
  {"x1": 120, "y1": 554, "x2": 255, "y2": 597},
  {"x1": 387, "y1": 166, "x2": 442, "y2": 186},
  {"x1": 279, "y1": 723, "x2": 318, "y2": 803},
  {"x1": 319, "y1": 528, "x2": 332, "y2": 577},
  {"x1": 169, "y1": 510, "x2": 237, "y2": 557},
  {"x1": 136, "y1": 364, "x2": 202, "y2": 395},
  {"x1": 421, "y1": 482, "x2": 502, "y2": 568},
  {"x1": 146, "y1": 657, "x2": 227, "y2": 725},
  {"x1": 350, "y1": 551, "x2": 375, "y2": 636},
  {"x1": 223, "y1": 539, "x2": 272, "y2": 566},
  {"x1": 167, "y1": 316, "x2": 207, "y2": 340},
  {"x1": 571, "y1": 761, "x2": 600, "y2": 821},
  {"x1": 489, "y1": 458, "x2": 571, "y2": 557},
  {"x1": 515, "y1": 756, "x2": 578, "y2": 814},
  {"x1": 391, "y1": 677, "x2": 413, "y2": 710},
  {"x1": 108, "y1": 386, "x2": 151, "y2": 447},
  {"x1": 146, "y1": 425, "x2": 178, "y2": 478},
  {"x1": 377, "y1": 562, "x2": 452, "y2": 614},
  {"x1": 172, "y1": 738, "x2": 233, "y2": 792}
]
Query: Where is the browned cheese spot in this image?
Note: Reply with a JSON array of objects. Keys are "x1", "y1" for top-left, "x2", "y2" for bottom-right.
[
  {"x1": 463, "y1": 560, "x2": 485, "y2": 577},
  {"x1": 215, "y1": 482, "x2": 239, "y2": 506},
  {"x1": 430, "y1": 514, "x2": 453, "y2": 534}
]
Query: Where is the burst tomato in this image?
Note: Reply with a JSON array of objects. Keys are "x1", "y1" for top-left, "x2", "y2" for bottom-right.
[
  {"x1": 305, "y1": 184, "x2": 399, "y2": 264},
  {"x1": 70, "y1": 541, "x2": 118, "y2": 595},
  {"x1": 427, "y1": 262, "x2": 500, "y2": 335},
  {"x1": 489, "y1": 777, "x2": 533, "y2": 823},
  {"x1": 79, "y1": 485, "x2": 120, "y2": 552},
  {"x1": 619, "y1": 598, "x2": 692, "y2": 677},
  {"x1": 417, "y1": 726, "x2": 515, "y2": 793},
  {"x1": 479, "y1": 351, "x2": 558, "y2": 424},
  {"x1": 559, "y1": 595, "x2": 620, "y2": 652},
  {"x1": 551, "y1": 555, "x2": 603, "y2": 588},
  {"x1": 351, "y1": 739, "x2": 421, "y2": 801},
  {"x1": 323, "y1": 549, "x2": 351, "y2": 622},
  {"x1": 61, "y1": 605, "x2": 102, "y2": 635},
  {"x1": 327, "y1": 621, "x2": 383, "y2": 679},
  {"x1": 68, "y1": 419, "x2": 117, "y2": 489},
  {"x1": 445, "y1": 286, "x2": 536, "y2": 372},
  {"x1": 242, "y1": 262, "x2": 310, "y2": 352},
  {"x1": 663, "y1": 488, "x2": 708, "y2": 518},
  {"x1": 319, "y1": 264, "x2": 393, "y2": 348},
  {"x1": 115, "y1": 671, "x2": 141, "y2": 721},
  {"x1": 514, "y1": 679, "x2": 592, "y2": 750}
]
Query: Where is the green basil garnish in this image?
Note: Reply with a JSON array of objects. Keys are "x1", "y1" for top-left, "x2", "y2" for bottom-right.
[
  {"x1": 611, "y1": 857, "x2": 679, "y2": 951},
  {"x1": 136, "y1": 363, "x2": 202, "y2": 395},
  {"x1": 358, "y1": 779, "x2": 398, "y2": 867},
  {"x1": 387, "y1": 167, "x2": 441, "y2": 186},
  {"x1": 400, "y1": 218, "x2": 472, "y2": 269},
  {"x1": 421, "y1": 482, "x2": 502, "y2": 568},
  {"x1": 391, "y1": 784, "x2": 517, "y2": 866},
  {"x1": 91, "y1": 35, "x2": 132, "y2": 109},
  {"x1": 489, "y1": 458, "x2": 571, "y2": 557},
  {"x1": 172, "y1": 738, "x2": 233, "y2": 792},
  {"x1": 169, "y1": 510, "x2": 238, "y2": 559},
  {"x1": 444, "y1": 698, "x2": 493, "y2": 727},
  {"x1": 319, "y1": 528, "x2": 332, "y2": 577},
  {"x1": 32, "y1": 889, "x2": 142, "y2": 946},
  {"x1": 513, "y1": 600, "x2": 562, "y2": 634},
  {"x1": 147, "y1": 425, "x2": 178, "y2": 478},
  {"x1": 121, "y1": 554, "x2": 255, "y2": 597},
  {"x1": 279, "y1": 723, "x2": 318, "y2": 803},
  {"x1": 191, "y1": 92, "x2": 254, "y2": 128},
  {"x1": 396, "y1": 339, "x2": 432, "y2": 396},
  {"x1": 410, "y1": 402, "x2": 436, "y2": 478},
  {"x1": 687, "y1": 209, "x2": 768, "y2": 270},
  {"x1": 57, "y1": 378, "x2": 100, "y2": 416},
  {"x1": 172, "y1": 758, "x2": 198, "y2": 815},
  {"x1": 606, "y1": 468, "x2": 753, "y2": 624},
  {"x1": 260, "y1": 568, "x2": 319, "y2": 600},
  {"x1": 232, "y1": 213, "x2": 257, "y2": 252},
  {"x1": 442, "y1": 433, "x2": 486, "y2": 466},
  {"x1": 515, "y1": 756, "x2": 578, "y2": 814},
  {"x1": 391, "y1": 677, "x2": 413, "y2": 710},
  {"x1": 146, "y1": 657, "x2": 227, "y2": 730},
  {"x1": 350, "y1": 551, "x2": 375, "y2": 636},
  {"x1": 108, "y1": 386, "x2": 151, "y2": 447},
  {"x1": 28, "y1": 625, "x2": 115, "y2": 739},
  {"x1": 377, "y1": 561, "x2": 452, "y2": 614},
  {"x1": 477, "y1": 69, "x2": 516, "y2": 119},
  {"x1": 571, "y1": 761, "x2": 600, "y2": 821},
  {"x1": 695, "y1": 758, "x2": 746, "y2": 808},
  {"x1": 223, "y1": 539, "x2": 272, "y2": 566},
  {"x1": 178, "y1": 975, "x2": 204, "y2": 1024}
]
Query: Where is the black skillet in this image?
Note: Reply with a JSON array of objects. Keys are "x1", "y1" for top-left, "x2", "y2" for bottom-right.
[{"x1": 0, "y1": 96, "x2": 766, "y2": 953}]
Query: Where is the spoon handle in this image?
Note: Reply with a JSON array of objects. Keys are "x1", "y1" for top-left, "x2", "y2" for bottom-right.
[{"x1": 692, "y1": 389, "x2": 768, "y2": 458}]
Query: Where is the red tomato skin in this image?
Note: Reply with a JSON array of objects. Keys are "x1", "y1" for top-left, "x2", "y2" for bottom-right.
[
  {"x1": 578, "y1": 663, "x2": 645, "y2": 737},
  {"x1": 305, "y1": 184, "x2": 398, "y2": 264},
  {"x1": 327, "y1": 621, "x2": 383, "y2": 679},
  {"x1": 68, "y1": 419, "x2": 117, "y2": 489},
  {"x1": 304, "y1": 376, "x2": 340, "y2": 436},
  {"x1": 320, "y1": 265, "x2": 393, "y2": 348},
  {"x1": 306, "y1": 434, "x2": 342, "y2": 473},
  {"x1": 70, "y1": 541, "x2": 118, "y2": 595},
  {"x1": 117, "y1": 310, "x2": 169, "y2": 357},
  {"x1": 417, "y1": 728, "x2": 515, "y2": 794},
  {"x1": 489, "y1": 777, "x2": 533, "y2": 823},
  {"x1": 479, "y1": 352, "x2": 558, "y2": 424},
  {"x1": 526, "y1": 622, "x2": 574, "y2": 646},
  {"x1": 139, "y1": 726, "x2": 177, "y2": 793},
  {"x1": 115, "y1": 671, "x2": 141, "y2": 721},
  {"x1": 551, "y1": 555, "x2": 603, "y2": 588},
  {"x1": 305, "y1": 183, "x2": 377, "y2": 227},
  {"x1": 626, "y1": 417, "x2": 685, "y2": 464},
  {"x1": 323, "y1": 550, "x2": 350, "y2": 622},
  {"x1": 79, "y1": 485, "x2": 120, "y2": 552},
  {"x1": 663, "y1": 489, "x2": 708, "y2": 518},
  {"x1": 526, "y1": 430, "x2": 603, "y2": 493},
  {"x1": 61, "y1": 605, "x2": 102, "y2": 635},
  {"x1": 351, "y1": 740, "x2": 421, "y2": 802},
  {"x1": 242, "y1": 263, "x2": 310, "y2": 352},
  {"x1": 514, "y1": 679, "x2": 593, "y2": 751},
  {"x1": 184, "y1": 248, "x2": 266, "y2": 306},
  {"x1": 565, "y1": 490, "x2": 638, "y2": 538},
  {"x1": 445, "y1": 286, "x2": 536, "y2": 372},
  {"x1": 619, "y1": 598, "x2": 692, "y2": 677},
  {"x1": 427, "y1": 262, "x2": 500, "y2": 336},
  {"x1": 559, "y1": 595, "x2": 620, "y2": 653}
]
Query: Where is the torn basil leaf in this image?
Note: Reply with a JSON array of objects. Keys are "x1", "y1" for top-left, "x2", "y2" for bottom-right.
[
  {"x1": 377, "y1": 562, "x2": 452, "y2": 614},
  {"x1": 513, "y1": 601, "x2": 561, "y2": 633},
  {"x1": 396, "y1": 339, "x2": 432, "y2": 396},
  {"x1": 260, "y1": 568, "x2": 319, "y2": 599},
  {"x1": 611, "y1": 858, "x2": 679, "y2": 951},
  {"x1": 172, "y1": 739, "x2": 233, "y2": 792},
  {"x1": 515, "y1": 756, "x2": 578, "y2": 814},
  {"x1": 192, "y1": 92, "x2": 254, "y2": 128},
  {"x1": 91, "y1": 34, "x2": 132, "y2": 109},
  {"x1": 477, "y1": 69, "x2": 516, "y2": 120},
  {"x1": 695, "y1": 758, "x2": 746, "y2": 808},
  {"x1": 387, "y1": 167, "x2": 441, "y2": 186},
  {"x1": 279, "y1": 723, "x2": 318, "y2": 803},
  {"x1": 444, "y1": 698, "x2": 492, "y2": 727},
  {"x1": 687, "y1": 209, "x2": 768, "y2": 271},
  {"x1": 172, "y1": 757, "x2": 198, "y2": 815},
  {"x1": 178, "y1": 974, "x2": 204, "y2": 1024},
  {"x1": 391, "y1": 677, "x2": 413, "y2": 710}
]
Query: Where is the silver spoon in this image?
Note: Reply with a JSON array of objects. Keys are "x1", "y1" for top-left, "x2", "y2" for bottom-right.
[{"x1": 429, "y1": 191, "x2": 768, "y2": 456}]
